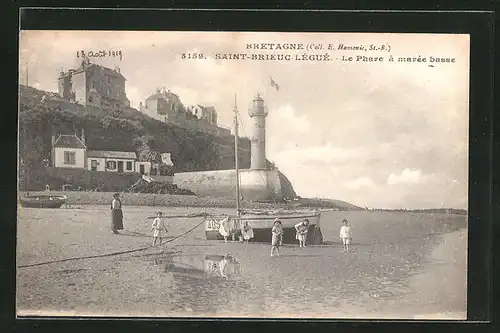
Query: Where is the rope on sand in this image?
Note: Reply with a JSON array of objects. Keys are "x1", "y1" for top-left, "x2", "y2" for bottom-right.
[{"x1": 17, "y1": 219, "x2": 206, "y2": 269}]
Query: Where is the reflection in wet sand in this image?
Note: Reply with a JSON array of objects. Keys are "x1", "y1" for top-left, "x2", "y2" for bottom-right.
[{"x1": 150, "y1": 252, "x2": 257, "y2": 316}]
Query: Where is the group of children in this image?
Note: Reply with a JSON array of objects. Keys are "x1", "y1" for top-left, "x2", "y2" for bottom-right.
[
  {"x1": 218, "y1": 217, "x2": 255, "y2": 243},
  {"x1": 269, "y1": 218, "x2": 352, "y2": 256},
  {"x1": 149, "y1": 210, "x2": 353, "y2": 254}
]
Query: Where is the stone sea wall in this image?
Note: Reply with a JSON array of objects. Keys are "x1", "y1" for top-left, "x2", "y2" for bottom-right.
[{"x1": 173, "y1": 169, "x2": 287, "y2": 202}]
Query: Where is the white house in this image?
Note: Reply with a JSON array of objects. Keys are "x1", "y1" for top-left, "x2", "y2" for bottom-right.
[
  {"x1": 51, "y1": 135, "x2": 87, "y2": 169},
  {"x1": 87, "y1": 150, "x2": 138, "y2": 173},
  {"x1": 51, "y1": 133, "x2": 163, "y2": 176}
]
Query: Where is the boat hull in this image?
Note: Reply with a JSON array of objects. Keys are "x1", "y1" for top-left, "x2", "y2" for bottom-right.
[
  {"x1": 204, "y1": 211, "x2": 323, "y2": 245},
  {"x1": 19, "y1": 195, "x2": 67, "y2": 209}
]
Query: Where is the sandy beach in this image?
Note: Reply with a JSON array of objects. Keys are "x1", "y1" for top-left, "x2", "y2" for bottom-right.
[{"x1": 16, "y1": 205, "x2": 467, "y2": 319}]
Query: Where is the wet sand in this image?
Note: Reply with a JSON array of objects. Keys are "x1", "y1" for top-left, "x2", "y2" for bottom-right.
[{"x1": 17, "y1": 205, "x2": 467, "y2": 319}]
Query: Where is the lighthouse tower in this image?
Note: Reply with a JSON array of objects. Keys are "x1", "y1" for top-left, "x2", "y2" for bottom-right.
[{"x1": 248, "y1": 94, "x2": 268, "y2": 170}]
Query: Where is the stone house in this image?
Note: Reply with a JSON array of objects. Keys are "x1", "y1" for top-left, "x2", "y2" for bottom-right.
[{"x1": 58, "y1": 58, "x2": 130, "y2": 111}]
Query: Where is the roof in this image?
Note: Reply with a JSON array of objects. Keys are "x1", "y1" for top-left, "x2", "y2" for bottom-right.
[
  {"x1": 146, "y1": 90, "x2": 180, "y2": 101},
  {"x1": 91, "y1": 64, "x2": 126, "y2": 81},
  {"x1": 59, "y1": 62, "x2": 126, "y2": 81},
  {"x1": 87, "y1": 150, "x2": 137, "y2": 159},
  {"x1": 53, "y1": 135, "x2": 87, "y2": 149},
  {"x1": 194, "y1": 105, "x2": 216, "y2": 113}
]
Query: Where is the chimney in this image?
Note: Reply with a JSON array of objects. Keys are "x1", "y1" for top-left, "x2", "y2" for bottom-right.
[
  {"x1": 81, "y1": 128, "x2": 85, "y2": 144},
  {"x1": 51, "y1": 133, "x2": 56, "y2": 146}
]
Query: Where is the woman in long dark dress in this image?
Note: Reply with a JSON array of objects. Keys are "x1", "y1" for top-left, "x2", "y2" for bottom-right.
[{"x1": 111, "y1": 193, "x2": 123, "y2": 234}]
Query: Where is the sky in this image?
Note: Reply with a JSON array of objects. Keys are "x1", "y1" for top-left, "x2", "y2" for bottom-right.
[{"x1": 18, "y1": 31, "x2": 470, "y2": 209}]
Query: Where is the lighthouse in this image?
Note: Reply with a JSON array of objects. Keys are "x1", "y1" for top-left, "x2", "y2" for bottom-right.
[{"x1": 248, "y1": 94, "x2": 268, "y2": 170}]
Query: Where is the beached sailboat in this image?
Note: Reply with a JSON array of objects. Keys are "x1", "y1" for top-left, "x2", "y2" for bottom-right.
[{"x1": 204, "y1": 95, "x2": 323, "y2": 245}]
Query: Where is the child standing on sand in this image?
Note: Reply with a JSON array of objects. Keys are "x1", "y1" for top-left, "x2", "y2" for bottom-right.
[
  {"x1": 241, "y1": 221, "x2": 254, "y2": 243},
  {"x1": 295, "y1": 219, "x2": 310, "y2": 248},
  {"x1": 339, "y1": 219, "x2": 352, "y2": 252},
  {"x1": 271, "y1": 219, "x2": 284, "y2": 257},
  {"x1": 151, "y1": 212, "x2": 168, "y2": 247}
]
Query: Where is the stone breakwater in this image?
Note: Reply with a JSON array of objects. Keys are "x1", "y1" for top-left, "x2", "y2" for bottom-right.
[{"x1": 19, "y1": 191, "x2": 287, "y2": 210}]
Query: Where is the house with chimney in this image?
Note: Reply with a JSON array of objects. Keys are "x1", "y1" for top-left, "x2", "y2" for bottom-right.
[
  {"x1": 139, "y1": 87, "x2": 187, "y2": 123},
  {"x1": 58, "y1": 58, "x2": 130, "y2": 111},
  {"x1": 50, "y1": 130, "x2": 153, "y2": 175}
]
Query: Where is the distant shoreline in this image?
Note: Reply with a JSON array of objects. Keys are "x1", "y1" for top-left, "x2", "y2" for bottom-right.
[{"x1": 18, "y1": 191, "x2": 467, "y2": 214}]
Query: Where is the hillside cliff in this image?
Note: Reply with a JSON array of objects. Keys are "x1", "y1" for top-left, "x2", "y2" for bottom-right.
[
  {"x1": 19, "y1": 85, "x2": 251, "y2": 170},
  {"x1": 18, "y1": 85, "x2": 296, "y2": 198}
]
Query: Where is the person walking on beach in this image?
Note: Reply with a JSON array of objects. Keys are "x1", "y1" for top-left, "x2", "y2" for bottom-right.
[
  {"x1": 219, "y1": 216, "x2": 231, "y2": 243},
  {"x1": 295, "y1": 219, "x2": 310, "y2": 248},
  {"x1": 340, "y1": 219, "x2": 352, "y2": 252},
  {"x1": 110, "y1": 193, "x2": 123, "y2": 234},
  {"x1": 271, "y1": 219, "x2": 284, "y2": 257},
  {"x1": 241, "y1": 221, "x2": 254, "y2": 243},
  {"x1": 151, "y1": 211, "x2": 168, "y2": 247}
]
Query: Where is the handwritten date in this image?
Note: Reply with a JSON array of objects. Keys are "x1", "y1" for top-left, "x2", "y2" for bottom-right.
[{"x1": 77, "y1": 50, "x2": 123, "y2": 60}]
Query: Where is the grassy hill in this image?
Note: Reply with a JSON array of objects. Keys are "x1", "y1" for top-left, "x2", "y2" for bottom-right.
[{"x1": 19, "y1": 85, "x2": 251, "y2": 173}]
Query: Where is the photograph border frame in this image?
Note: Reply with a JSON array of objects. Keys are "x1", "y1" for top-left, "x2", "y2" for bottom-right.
[{"x1": 4, "y1": 4, "x2": 498, "y2": 333}]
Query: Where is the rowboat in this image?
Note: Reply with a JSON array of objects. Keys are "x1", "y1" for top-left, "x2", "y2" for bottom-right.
[
  {"x1": 19, "y1": 194, "x2": 67, "y2": 208},
  {"x1": 205, "y1": 210, "x2": 323, "y2": 244},
  {"x1": 204, "y1": 94, "x2": 323, "y2": 245}
]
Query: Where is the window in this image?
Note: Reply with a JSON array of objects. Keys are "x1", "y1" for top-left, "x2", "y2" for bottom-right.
[
  {"x1": 88, "y1": 96, "x2": 93, "y2": 103},
  {"x1": 90, "y1": 159, "x2": 98, "y2": 171},
  {"x1": 126, "y1": 161, "x2": 133, "y2": 171},
  {"x1": 106, "y1": 161, "x2": 117, "y2": 170},
  {"x1": 63, "y1": 151, "x2": 76, "y2": 165}
]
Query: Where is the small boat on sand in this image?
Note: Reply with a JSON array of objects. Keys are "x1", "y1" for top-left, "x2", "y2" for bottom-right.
[
  {"x1": 205, "y1": 210, "x2": 323, "y2": 244},
  {"x1": 19, "y1": 194, "x2": 67, "y2": 209}
]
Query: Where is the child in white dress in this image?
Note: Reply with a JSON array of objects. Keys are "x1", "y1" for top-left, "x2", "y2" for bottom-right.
[
  {"x1": 271, "y1": 219, "x2": 284, "y2": 257},
  {"x1": 295, "y1": 219, "x2": 310, "y2": 248},
  {"x1": 151, "y1": 212, "x2": 168, "y2": 246},
  {"x1": 241, "y1": 221, "x2": 254, "y2": 243},
  {"x1": 339, "y1": 219, "x2": 352, "y2": 252},
  {"x1": 218, "y1": 217, "x2": 231, "y2": 243}
]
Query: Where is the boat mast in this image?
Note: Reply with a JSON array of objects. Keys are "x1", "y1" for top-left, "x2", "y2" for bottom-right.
[{"x1": 234, "y1": 94, "x2": 241, "y2": 217}]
